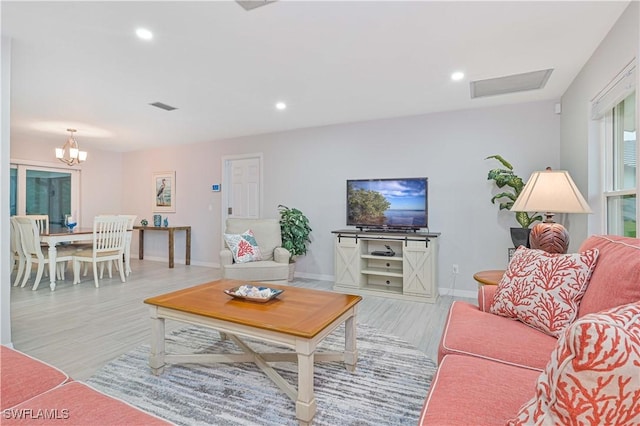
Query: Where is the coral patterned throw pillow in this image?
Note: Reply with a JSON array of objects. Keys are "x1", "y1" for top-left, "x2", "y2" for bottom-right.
[
  {"x1": 508, "y1": 301, "x2": 640, "y2": 425},
  {"x1": 223, "y1": 229, "x2": 262, "y2": 263},
  {"x1": 489, "y1": 246, "x2": 599, "y2": 337}
]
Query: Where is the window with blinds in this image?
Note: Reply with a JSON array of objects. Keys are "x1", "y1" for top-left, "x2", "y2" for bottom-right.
[{"x1": 592, "y1": 60, "x2": 637, "y2": 237}]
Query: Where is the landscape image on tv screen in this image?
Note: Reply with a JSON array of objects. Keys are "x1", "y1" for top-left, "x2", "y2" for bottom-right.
[{"x1": 347, "y1": 178, "x2": 427, "y2": 229}]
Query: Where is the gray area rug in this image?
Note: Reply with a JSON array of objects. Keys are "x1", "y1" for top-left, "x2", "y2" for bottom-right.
[{"x1": 86, "y1": 324, "x2": 436, "y2": 425}]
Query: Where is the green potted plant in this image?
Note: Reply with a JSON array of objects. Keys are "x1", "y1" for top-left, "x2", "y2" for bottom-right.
[
  {"x1": 486, "y1": 155, "x2": 542, "y2": 247},
  {"x1": 278, "y1": 205, "x2": 312, "y2": 281}
]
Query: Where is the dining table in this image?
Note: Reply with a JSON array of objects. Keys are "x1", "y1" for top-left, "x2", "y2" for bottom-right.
[{"x1": 40, "y1": 227, "x2": 94, "y2": 291}]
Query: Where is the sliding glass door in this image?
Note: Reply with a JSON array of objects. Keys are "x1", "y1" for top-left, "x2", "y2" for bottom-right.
[{"x1": 10, "y1": 163, "x2": 80, "y2": 227}]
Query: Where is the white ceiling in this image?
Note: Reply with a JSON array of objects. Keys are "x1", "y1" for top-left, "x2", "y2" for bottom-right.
[{"x1": 1, "y1": 1, "x2": 630, "y2": 153}]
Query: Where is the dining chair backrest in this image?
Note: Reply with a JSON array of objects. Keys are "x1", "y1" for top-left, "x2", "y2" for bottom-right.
[
  {"x1": 93, "y1": 216, "x2": 129, "y2": 254},
  {"x1": 27, "y1": 214, "x2": 49, "y2": 234},
  {"x1": 117, "y1": 215, "x2": 137, "y2": 276},
  {"x1": 10, "y1": 217, "x2": 23, "y2": 257},
  {"x1": 10, "y1": 217, "x2": 28, "y2": 287},
  {"x1": 14, "y1": 216, "x2": 44, "y2": 260},
  {"x1": 119, "y1": 215, "x2": 137, "y2": 230}
]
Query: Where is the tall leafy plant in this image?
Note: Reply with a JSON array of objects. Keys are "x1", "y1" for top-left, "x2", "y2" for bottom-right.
[
  {"x1": 278, "y1": 205, "x2": 312, "y2": 261},
  {"x1": 486, "y1": 155, "x2": 542, "y2": 228}
]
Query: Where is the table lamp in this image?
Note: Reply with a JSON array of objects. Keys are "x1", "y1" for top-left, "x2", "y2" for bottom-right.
[{"x1": 510, "y1": 168, "x2": 591, "y2": 254}]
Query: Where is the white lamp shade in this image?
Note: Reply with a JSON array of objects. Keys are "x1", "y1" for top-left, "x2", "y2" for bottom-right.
[
  {"x1": 54, "y1": 129, "x2": 87, "y2": 166},
  {"x1": 511, "y1": 170, "x2": 592, "y2": 214}
]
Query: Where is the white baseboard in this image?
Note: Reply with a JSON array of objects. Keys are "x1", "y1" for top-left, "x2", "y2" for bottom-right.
[
  {"x1": 134, "y1": 256, "x2": 218, "y2": 269},
  {"x1": 438, "y1": 287, "x2": 477, "y2": 299},
  {"x1": 191, "y1": 260, "x2": 219, "y2": 268},
  {"x1": 293, "y1": 271, "x2": 334, "y2": 282},
  {"x1": 294, "y1": 272, "x2": 477, "y2": 299},
  {"x1": 136, "y1": 261, "x2": 477, "y2": 300}
]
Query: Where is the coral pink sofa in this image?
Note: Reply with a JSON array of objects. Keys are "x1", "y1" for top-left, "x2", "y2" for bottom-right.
[
  {"x1": 420, "y1": 235, "x2": 640, "y2": 425},
  {"x1": 1, "y1": 346, "x2": 169, "y2": 425}
]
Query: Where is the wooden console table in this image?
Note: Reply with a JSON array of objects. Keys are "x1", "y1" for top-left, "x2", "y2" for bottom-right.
[{"x1": 133, "y1": 225, "x2": 191, "y2": 268}]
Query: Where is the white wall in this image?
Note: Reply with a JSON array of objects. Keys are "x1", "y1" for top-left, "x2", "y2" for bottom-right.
[
  {"x1": 120, "y1": 100, "x2": 560, "y2": 296},
  {"x1": 560, "y1": 1, "x2": 639, "y2": 247},
  {"x1": 1, "y1": 36, "x2": 12, "y2": 345}
]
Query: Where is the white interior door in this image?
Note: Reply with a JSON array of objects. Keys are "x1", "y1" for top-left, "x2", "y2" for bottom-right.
[{"x1": 223, "y1": 155, "x2": 262, "y2": 220}]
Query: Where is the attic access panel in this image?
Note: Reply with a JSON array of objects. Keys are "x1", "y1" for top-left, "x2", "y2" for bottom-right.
[
  {"x1": 470, "y1": 69, "x2": 553, "y2": 98},
  {"x1": 236, "y1": 0, "x2": 277, "y2": 11}
]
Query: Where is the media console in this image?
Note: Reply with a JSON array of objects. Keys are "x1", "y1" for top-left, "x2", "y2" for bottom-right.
[{"x1": 332, "y1": 229, "x2": 440, "y2": 303}]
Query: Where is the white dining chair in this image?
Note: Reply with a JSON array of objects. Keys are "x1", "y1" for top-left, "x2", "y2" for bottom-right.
[
  {"x1": 72, "y1": 216, "x2": 129, "y2": 287},
  {"x1": 10, "y1": 217, "x2": 27, "y2": 287},
  {"x1": 93, "y1": 214, "x2": 136, "y2": 277},
  {"x1": 12, "y1": 215, "x2": 53, "y2": 279},
  {"x1": 14, "y1": 216, "x2": 74, "y2": 291},
  {"x1": 119, "y1": 215, "x2": 137, "y2": 277},
  {"x1": 28, "y1": 214, "x2": 49, "y2": 234}
]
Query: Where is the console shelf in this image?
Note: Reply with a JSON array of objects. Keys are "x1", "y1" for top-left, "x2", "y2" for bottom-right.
[
  {"x1": 361, "y1": 254, "x2": 403, "y2": 261},
  {"x1": 361, "y1": 268, "x2": 404, "y2": 278},
  {"x1": 332, "y1": 229, "x2": 440, "y2": 303}
]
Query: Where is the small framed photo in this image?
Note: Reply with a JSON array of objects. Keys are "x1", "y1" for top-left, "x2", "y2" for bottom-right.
[
  {"x1": 152, "y1": 171, "x2": 176, "y2": 213},
  {"x1": 508, "y1": 247, "x2": 516, "y2": 263}
]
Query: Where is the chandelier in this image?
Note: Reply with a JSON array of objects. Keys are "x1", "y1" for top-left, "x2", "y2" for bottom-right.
[{"x1": 55, "y1": 128, "x2": 87, "y2": 166}]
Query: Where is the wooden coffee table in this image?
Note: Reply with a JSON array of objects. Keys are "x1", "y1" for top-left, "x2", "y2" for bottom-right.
[{"x1": 144, "y1": 279, "x2": 362, "y2": 425}]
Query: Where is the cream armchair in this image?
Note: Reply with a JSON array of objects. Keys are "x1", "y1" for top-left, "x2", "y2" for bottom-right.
[{"x1": 220, "y1": 218, "x2": 291, "y2": 284}]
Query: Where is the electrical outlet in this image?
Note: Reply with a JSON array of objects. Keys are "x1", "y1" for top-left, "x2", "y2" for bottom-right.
[{"x1": 452, "y1": 264, "x2": 459, "y2": 274}]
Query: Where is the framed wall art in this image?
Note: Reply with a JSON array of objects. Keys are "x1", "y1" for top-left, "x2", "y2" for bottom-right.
[{"x1": 152, "y1": 171, "x2": 176, "y2": 213}]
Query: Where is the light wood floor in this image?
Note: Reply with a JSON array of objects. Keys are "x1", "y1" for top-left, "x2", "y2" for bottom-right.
[{"x1": 9, "y1": 259, "x2": 473, "y2": 380}]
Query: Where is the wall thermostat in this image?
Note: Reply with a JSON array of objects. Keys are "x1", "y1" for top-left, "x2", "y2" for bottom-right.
[{"x1": 212, "y1": 184, "x2": 221, "y2": 192}]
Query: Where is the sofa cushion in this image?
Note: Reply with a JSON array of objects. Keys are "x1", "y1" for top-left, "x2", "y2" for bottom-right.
[
  {"x1": 509, "y1": 301, "x2": 640, "y2": 426},
  {"x1": 577, "y1": 235, "x2": 640, "y2": 317},
  {"x1": 489, "y1": 246, "x2": 599, "y2": 337},
  {"x1": 223, "y1": 260, "x2": 289, "y2": 281},
  {"x1": 223, "y1": 229, "x2": 262, "y2": 263},
  {"x1": 438, "y1": 301, "x2": 557, "y2": 371},
  {"x1": 0, "y1": 346, "x2": 70, "y2": 410},
  {"x1": 2, "y1": 381, "x2": 170, "y2": 425},
  {"x1": 419, "y1": 354, "x2": 540, "y2": 426}
]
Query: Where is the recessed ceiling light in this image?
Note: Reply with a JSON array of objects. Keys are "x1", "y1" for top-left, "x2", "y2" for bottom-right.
[
  {"x1": 136, "y1": 28, "x2": 153, "y2": 41},
  {"x1": 451, "y1": 71, "x2": 465, "y2": 81},
  {"x1": 275, "y1": 102, "x2": 287, "y2": 110}
]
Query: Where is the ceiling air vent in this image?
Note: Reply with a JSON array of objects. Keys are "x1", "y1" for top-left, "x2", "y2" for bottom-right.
[
  {"x1": 236, "y1": 1, "x2": 277, "y2": 11},
  {"x1": 470, "y1": 69, "x2": 553, "y2": 99},
  {"x1": 149, "y1": 102, "x2": 177, "y2": 111}
]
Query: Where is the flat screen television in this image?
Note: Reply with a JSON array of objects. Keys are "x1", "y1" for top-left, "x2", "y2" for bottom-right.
[{"x1": 347, "y1": 177, "x2": 428, "y2": 231}]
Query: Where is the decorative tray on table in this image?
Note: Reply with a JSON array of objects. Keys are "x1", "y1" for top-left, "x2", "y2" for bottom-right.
[{"x1": 223, "y1": 285, "x2": 284, "y2": 303}]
